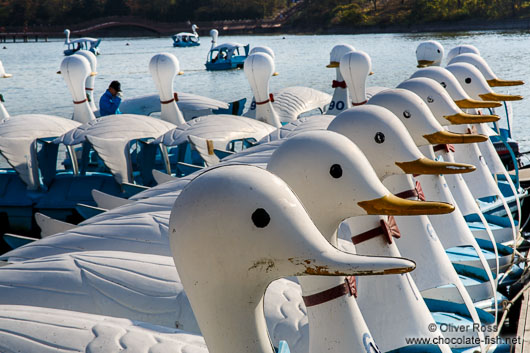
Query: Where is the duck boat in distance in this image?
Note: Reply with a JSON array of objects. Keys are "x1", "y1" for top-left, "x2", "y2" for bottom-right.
[
  {"x1": 205, "y1": 29, "x2": 249, "y2": 71},
  {"x1": 63, "y1": 29, "x2": 101, "y2": 56},
  {"x1": 172, "y1": 24, "x2": 200, "y2": 47}
]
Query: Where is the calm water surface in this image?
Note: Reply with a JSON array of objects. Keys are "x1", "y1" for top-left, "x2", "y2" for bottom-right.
[{"x1": 1, "y1": 31, "x2": 530, "y2": 148}]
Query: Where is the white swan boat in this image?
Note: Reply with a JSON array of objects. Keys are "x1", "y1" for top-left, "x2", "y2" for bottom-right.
[
  {"x1": 0, "y1": 163, "x2": 418, "y2": 353},
  {"x1": 63, "y1": 29, "x2": 101, "y2": 56},
  {"x1": 172, "y1": 24, "x2": 200, "y2": 47}
]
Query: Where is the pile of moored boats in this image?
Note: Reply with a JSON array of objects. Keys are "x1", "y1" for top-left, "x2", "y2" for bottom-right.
[{"x1": 0, "y1": 39, "x2": 528, "y2": 353}]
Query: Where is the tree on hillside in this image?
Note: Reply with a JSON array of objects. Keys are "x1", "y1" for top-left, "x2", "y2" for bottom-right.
[
  {"x1": 67, "y1": 0, "x2": 104, "y2": 22},
  {"x1": 511, "y1": 0, "x2": 522, "y2": 16},
  {"x1": 103, "y1": 0, "x2": 130, "y2": 16},
  {"x1": 3, "y1": 0, "x2": 530, "y2": 29}
]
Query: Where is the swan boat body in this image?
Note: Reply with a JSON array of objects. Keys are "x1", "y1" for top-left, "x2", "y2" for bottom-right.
[
  {"x1": 205, "y1": 29, "x2": 249, "y2": 71},
  {"x1": 63, "y1": 29, "x2": 101, "y2": 56},
  {"x1": 0, "y1": 52, "x2": 175, "y2": 236},
  {"x1": 0, "y1": 115, "x2": 81, "y2": 235},
  {"x1": 0, "y1": 101, "x2": 486, "y2": 350},
  {"x1": 154, "y1": 115, "x2": 275, "y2": 174},
  {"x1": 0, "y1": 163, "x2": 418, "y2": 353},
  {"x1": 205, "y1": 42, "x2": 250, "y2": 71},
  {"x1": 0, "y1": 43, "x2": 524, "y2": 352},
  {"x1": 172, "y1": 24, "x2": 200, "y2": 47}
]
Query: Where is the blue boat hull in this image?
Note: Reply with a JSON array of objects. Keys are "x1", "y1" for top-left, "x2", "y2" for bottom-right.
[
  {"x1": 205, "y1": 59, "x2": 246, "y2": 71},
  {"x1": 0, "y1": 172, "x2": 122, "y2": 235},
  {"x1": 64, "y1": 46, "x2": 100, "y2": 56},
  {"x1": 173, "y1": 41, "x2": 200, "y2": 48}
]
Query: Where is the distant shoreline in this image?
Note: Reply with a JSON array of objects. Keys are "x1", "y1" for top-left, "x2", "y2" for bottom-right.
[
  {"x1": 2, "y1": 16, "x2": 530, "y2": 39},
  {"x1": 311, "y1": 18, "x2": 530, "y2": 35}
]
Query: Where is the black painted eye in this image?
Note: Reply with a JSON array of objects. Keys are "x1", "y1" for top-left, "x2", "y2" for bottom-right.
[
  {"x1": 252, "y1": 208, "x2": 270, "y2": 228},
  {"x1": 375, "y1": 132, "x2": 385, "y2": 144},
  {"x1": 403, "y1": 110, "x2": 411, "y2": 118},
  {"x1": 465, "y1": 77, "x2": 472, "y2": 84},
  {"x1": 440, "y1": 81, "x2": 447, "y2": 88},
  {"x1": 437, "y1": 49, "x2": 441, "y2": 53},
  {"x1": 427, "y1": 96, "x2": 434, "y2": 103},
  {"x1": 330, "y1": 164, "x2": 343, "y2": 178}
]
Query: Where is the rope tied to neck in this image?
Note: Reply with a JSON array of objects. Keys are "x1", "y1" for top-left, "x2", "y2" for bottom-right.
[
  {"x1": 302, "y1": 276, "x2": 357, "y2": 307},
  {"x1": 352, "y1": 100, "x2": 367, "y2": 106},
  {"x1": 332, "y1": 80, "x2": 347, "y2": 88},
  {"x1": 394, "y1": 181, "x2": 426, "y2": 201},
  {"x1": 256, "y1": 93, "x2": 274, "y2": 105},
  {"x1": 433, "y1": 144, "x2": 455, "y2": 153},
  {"x1": 161, "y1": 92, "x2": 179, "y2": 104},
  {"x1": 467, "y1": 125, "x2": 478, "y2": 134},
  {"x1": 351, "y1": 216, "x2": 401, "y2": 245}
]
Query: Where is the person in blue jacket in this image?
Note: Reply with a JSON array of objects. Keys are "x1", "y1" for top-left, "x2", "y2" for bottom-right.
[{"x1": 99, "y1": 80, "x2": 122, "y2": 116}]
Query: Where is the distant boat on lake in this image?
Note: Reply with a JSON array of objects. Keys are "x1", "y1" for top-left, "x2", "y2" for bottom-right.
[
  {"x1": 63, "y1": 29, "x2": 101, "y2": 56},
  {"x1": 205, "y1": 29, "x2": 249, "y2": 71},
  {"x1": 172, "y1": 24, "x2": 200, "y2": 47}
]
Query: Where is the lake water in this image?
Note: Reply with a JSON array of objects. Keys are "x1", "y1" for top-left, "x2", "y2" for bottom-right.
[{"x1": 1, "y1": 30, "x2": 530, "y2": 148}]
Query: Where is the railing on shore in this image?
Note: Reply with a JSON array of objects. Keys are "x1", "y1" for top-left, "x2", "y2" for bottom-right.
[{"x1": 0, "y1": 33, "x2": 49, "y2": 43}]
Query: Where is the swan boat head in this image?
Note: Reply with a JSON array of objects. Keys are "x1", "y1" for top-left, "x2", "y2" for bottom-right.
[
  {"x1": 60, "y1": 54, "x2": 97, "y2": 124},
  {"x1": 250, "y1": 46, "x2": 275, "y2": 60},
  {"x1": 267, "y1": 130, "x2": 452, "y2": 353},
  {"x1": 64, "y1": 29, "x2": 71, "y2": 44},
  {"x1": 249, "y1": 46, "x2": 278, "y2": 76},
  {"x1": 73, "y1": 50, "x2": 98, "y2": 111},
  {"x1": 368, "y1": 88, "x2": 487, "y2": 146},
  {"x1": 446, "y1": 44, "x2": 480, "y2": 63},
  {"x1": 448, "y1": 52, "x2": 524, "y2": 87},
  {"x1": 0, "y1": 59, "x2": 11, "y2": 119},
  {"x1": 267, "y1": 131, "x2": 455, "y2": 239},
  {"x1": 446, "y1": 62, "x2": 523, "y2": 102},
  {"x1": 244, "y1": 52, "x2": 281, "y2": 127},
  {"x1": 0, "y1": 59, "x2": 11, "y2": 78},
  {"x1": 209, "y1": 29, "x2": 218, "y2": 49},
  {"x1": 149, "y1": 53, "x2": 186, "y2": 125},
  {"x1": 170, "y1": 164, "x2": 416, "y2": 353},
  {"x1": 327, "y1": 44, "x2": 355, "y2": 68},
  {"x1": 397, "y1": 77, "x2": 500, "y2": 126},
  {"x1": 327, "y1": 105, "x2": 475, "y2": 179},
  {"x1": 415, "y1": 40, "x2": 444, "y2": 68},
  {"x1": 339, "y1": 50, "x2": 371, "y2": 106},
  {"x1": 410, "y1": 66, "x2": 501, "y2": 109},
  {"x1": 326, "y1": 44, "x2": 355, "y2": 115}
]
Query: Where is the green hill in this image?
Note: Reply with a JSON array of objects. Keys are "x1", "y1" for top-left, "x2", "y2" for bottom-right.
[
  {"x1": 287, "y1": 0, "x2": 530, "y2": 31},
  {"x1": 2, "y1": 0, "x2": 530, "y2": 33}
]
